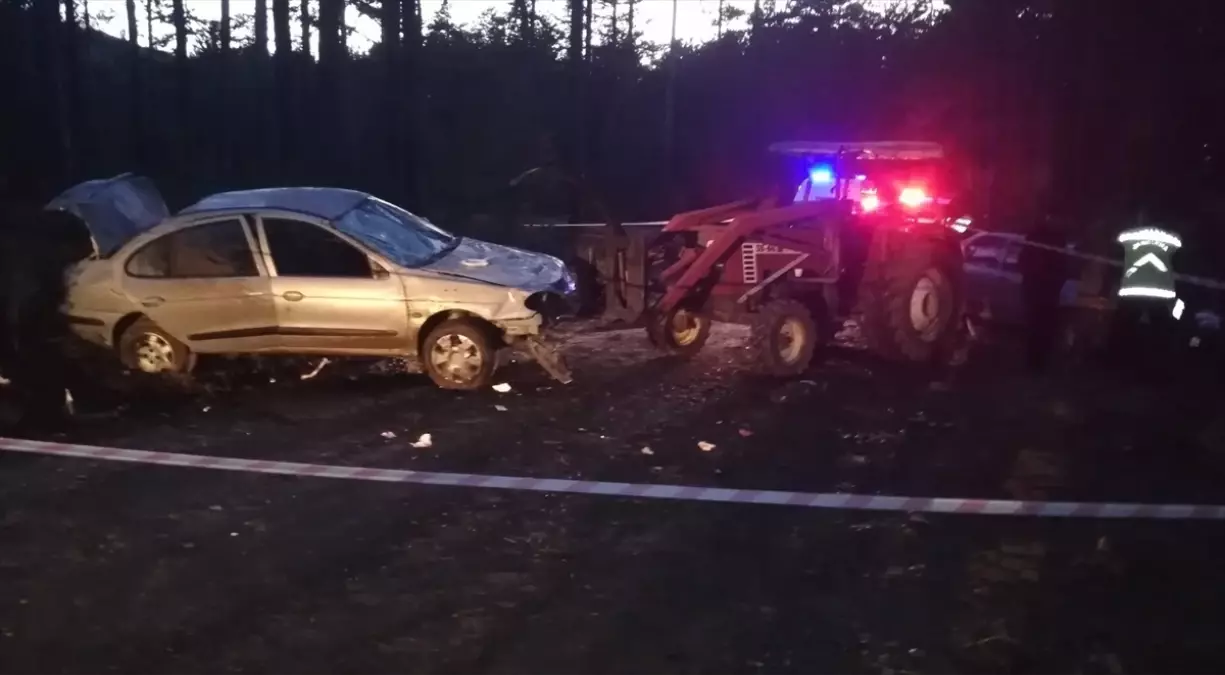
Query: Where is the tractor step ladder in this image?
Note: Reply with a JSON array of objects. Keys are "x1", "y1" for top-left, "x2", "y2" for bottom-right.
[{"x1": 741, "y1": 242, "x2": 760, "y2": 285}]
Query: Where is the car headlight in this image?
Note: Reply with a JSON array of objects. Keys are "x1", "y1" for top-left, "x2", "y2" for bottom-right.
[{"x1": 557, "y1": 266, "x2": 577, "y2": 295}]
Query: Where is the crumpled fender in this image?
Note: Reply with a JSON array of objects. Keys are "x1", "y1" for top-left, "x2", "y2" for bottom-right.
[{"x1": 405, "y1": 276, "x2": 541, "y2": 335}]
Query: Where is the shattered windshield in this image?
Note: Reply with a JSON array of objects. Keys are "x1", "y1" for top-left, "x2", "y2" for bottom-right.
[{"x1": 335, "y1": 197, "x2": 457, "y2": 268}]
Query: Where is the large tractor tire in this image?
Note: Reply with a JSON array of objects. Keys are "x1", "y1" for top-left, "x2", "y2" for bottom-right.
[
  {"x1": 748, "y1": 299, "x2": 820, "y2": 376},
  {"x1": 860, "y1": 237, "x2": 964, "y2": 363}
]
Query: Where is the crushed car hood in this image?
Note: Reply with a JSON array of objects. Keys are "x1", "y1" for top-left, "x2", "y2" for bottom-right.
[
  {"x1": 421, "y1": 238, "x2": 568, "y2": 292},
  {"x1": 46, "y1": 173, "x2": 168, "y2": 257}
]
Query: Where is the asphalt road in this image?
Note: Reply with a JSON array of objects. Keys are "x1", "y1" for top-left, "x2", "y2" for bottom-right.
[{"x1": 2, "y1": 322, "x2": 1224, "y2": 673}]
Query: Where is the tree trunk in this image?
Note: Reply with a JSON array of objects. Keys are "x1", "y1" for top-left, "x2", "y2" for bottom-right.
[
  {"x1": 217, "y1": 0, "x2": 232, "y2": 176},
  {"x1": 401, "y1": 0, "x2": 421, "y2": 209},
  {"x1": 61, "y1": 0, "x2": 82, "y2": 179},
  {"x1": 171, "y1": 0, "x2": 189, "y2": 167},
  {"x1": 318, "y1": 0, "x2": 342, "y2": 64},
  {"x1": 255, "y1": 0, "x2": 268, "y2": 54},
  {"x1": 316, "y1": 0, "x2": 343, "y2": 182},
  {"x1": 382, "y1": 0, "x2": 402, "y2": 196},
  {"x1": 145, "y1": 0, "x2": 154, "y2": 52},
  {"x1": 273, "y1": 0, "x2": 292, "y2": 173},
  {"x1": 626, "y1": 0, "x2": 634, "y2": 48},
  {"x1": 299, "y1": 0, "x2": 311, "y2": 57},
  {"x1": 609, "y1": 0, "x2": 617, "y2": 46},
  {"x1": 663, "y1": 0, "x2": 677, "y2": 207},
  {"x1": 125, "y1": 0, "x2": 142, "y2": 167},
  {"x1": 220, "y1": 0, "x2": 230, "y2": 51},
  {"x1": 583, "y1": 0, "x2": 592, "y2": 60},
  {"x1": 512, "y1": 0, "x2": 529, "y2": 44},
  {"x1": 32, "y1": 0, "x2": 66, "y2": 188},
  {"x1": 567, "y1": 0, "x2": 583, "y2": 175}
]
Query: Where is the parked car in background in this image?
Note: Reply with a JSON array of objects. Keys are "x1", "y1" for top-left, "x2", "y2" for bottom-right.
[
  {"x1": 961, "y1": 231, "x2": 1080, "y2": 325},
  {"x1": 49, "y1": 174, "x2": 578, "y2": 390}
]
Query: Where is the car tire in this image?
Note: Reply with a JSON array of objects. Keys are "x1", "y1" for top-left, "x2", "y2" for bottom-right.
[
  {"x1": 645, "y1": 306, "x2": 712, "y2": 357},
  {"x1": 421, "y1": 318, "x2": 498, "y2": 390},
  {"x1": 118, "y1": 317, "x2": 197, "y2": 375},
  {"x1": 748, "y1": 299, "x2": 819, "y2": 376}
]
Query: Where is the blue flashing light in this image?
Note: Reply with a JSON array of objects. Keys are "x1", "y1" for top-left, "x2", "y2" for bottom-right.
[{"x1": 809, "y1": 165, "x2": 834, "y2": 184}]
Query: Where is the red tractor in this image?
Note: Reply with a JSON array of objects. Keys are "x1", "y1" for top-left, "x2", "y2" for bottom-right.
[{"x1": 605, "y1": 141, "x2": 968, "y2": 373}]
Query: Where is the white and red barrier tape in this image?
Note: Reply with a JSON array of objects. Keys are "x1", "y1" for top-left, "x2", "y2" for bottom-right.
[{"x1": 3, "y1": 437, "x2": 1224, "y2": 520}]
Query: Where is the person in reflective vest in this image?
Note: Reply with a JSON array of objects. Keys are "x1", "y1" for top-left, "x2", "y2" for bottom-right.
[
  {"x1": 1112, "y1": 226, "x2": 1182, "y2": 370},
  {"x1": 1117, "y1": 227, "x2": 1180, "y2": 304}
]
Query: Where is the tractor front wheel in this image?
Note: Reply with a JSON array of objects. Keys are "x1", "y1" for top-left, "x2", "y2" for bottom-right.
[
  {"x1": 646, "y1": 306, "x2": 712, "y2": 357},
  {"x1": 749, "y1": 299, "x2": 819, "y2": 376}
]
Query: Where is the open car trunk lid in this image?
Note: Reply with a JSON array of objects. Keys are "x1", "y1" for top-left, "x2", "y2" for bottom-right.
[{"x1": 45, "y1": 173, "x2": 169, "y2": 257}]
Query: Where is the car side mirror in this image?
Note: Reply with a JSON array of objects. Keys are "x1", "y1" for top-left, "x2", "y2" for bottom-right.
[{"x1": 370, "y1": 259, "x2": 390, "y2": 279}]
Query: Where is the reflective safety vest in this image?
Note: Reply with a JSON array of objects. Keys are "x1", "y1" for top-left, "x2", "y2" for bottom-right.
[{"x1": 1116, "y1": 227, "x2": 1180, "y2": 300}]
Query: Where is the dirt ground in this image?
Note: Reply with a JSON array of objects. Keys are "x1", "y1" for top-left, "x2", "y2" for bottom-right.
[{"x1": 2, "y1": 321, "x2": 1224, "y2": 673}]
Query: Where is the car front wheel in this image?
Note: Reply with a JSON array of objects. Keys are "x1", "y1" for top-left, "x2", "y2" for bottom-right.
[
  {"x1": 118, "y1": 317, "x2": 196, "y2": 375},
  {"x1": 421, "y1": 319, "x2": 498, "y2": 390}
]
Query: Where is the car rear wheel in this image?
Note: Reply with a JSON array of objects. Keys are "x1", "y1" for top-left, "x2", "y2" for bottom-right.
[
  {"x1": 118, "y1": 317, "x2": 196, "y2": 375},
  {"x1": 421, "y1": 319, "x2": 498, "y2": 390}
]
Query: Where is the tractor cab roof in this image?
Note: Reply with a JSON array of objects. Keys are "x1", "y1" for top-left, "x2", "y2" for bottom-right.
[{"x1": 769, "y1": 141, "x2": 945, "y2": 161}]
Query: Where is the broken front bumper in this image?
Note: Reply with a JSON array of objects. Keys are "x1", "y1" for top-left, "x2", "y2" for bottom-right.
[{"x1": 496, "y1": 315, "x2": 573, "y2": 384}]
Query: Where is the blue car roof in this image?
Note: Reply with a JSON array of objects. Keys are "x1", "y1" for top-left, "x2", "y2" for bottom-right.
[{"x1": 180, "y1": 187, "x2": 370, "y2": 220}]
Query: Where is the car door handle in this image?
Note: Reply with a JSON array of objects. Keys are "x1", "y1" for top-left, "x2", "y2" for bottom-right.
[
  {"x1": 140, "y1": 296, "x2": 164, "y2": 308},
  {"x1": 282, "y1": 291, "x2": 304, "y2": 302}
]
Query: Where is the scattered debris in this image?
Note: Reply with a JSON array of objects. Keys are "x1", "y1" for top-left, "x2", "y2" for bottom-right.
[
  {"x1": 202, "y1": 406, "x2": 211, "y2": 413},
  {"x1": 494, "y1": 404, "x2": 508, "y2": 412},
  {"x1": 64, "y1": 389, "x2": 74, "y2": 416},
  {"x1": 208, "y1": 505, "x2": 222, "y2": 512},
  {"x1": 492, "y1": 383, "x2": 512, "y2": 393},
  {"x1": 698, "y1": 441, "x2": 716, "y2": 452},
  {"x1": 738, "y1": 428, "x2": 754, "y2": 437},
  {"x1": 411, "y1": 433, "x2": 433, "y2": 448},
  {"x1": 300, "y1": 357, "x2": 331, "y2": 380},
  {"x1": 381, "y1": 431, "x2": 397, "y2": 439},
  {"x1": 0, "y1": 374, "x2": 9, "y2": 386},
  {"x1": 640, "y1": 446, "x2": 654, "y2": 455}
]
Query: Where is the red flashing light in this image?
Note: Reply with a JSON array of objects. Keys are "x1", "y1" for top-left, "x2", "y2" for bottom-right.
[{"x1": 898, "y1": 186, "x2": 931, "y2": 209}]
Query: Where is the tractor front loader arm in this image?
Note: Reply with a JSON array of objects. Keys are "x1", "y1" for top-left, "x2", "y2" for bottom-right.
[{"x1": 654, "y1": 200, "x2": 842, "y2": 316}]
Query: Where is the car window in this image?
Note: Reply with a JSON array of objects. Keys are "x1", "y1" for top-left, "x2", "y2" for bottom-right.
[
  {"x1": 335, "y1": 198, "x2": 457, "y2": 268},
  {"x1": 964, "y1": 235, "x2": 1007, "y2": 267},
  {"x1": 125, "y1": 219, "x2": 257, "y2": 278},
  {"x1": 262, "y1": 217, "x2": 373, "y2": 278}
]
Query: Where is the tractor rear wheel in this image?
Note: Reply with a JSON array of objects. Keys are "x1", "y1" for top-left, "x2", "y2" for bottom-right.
[
  {"x1": 860, "y1": 239, "x2": 963, "y2": 363},
  {"x1": 749, "y1": 299, "x2": 819, "y2": 376},
  {"x1": 646, "y1": 306, "x2": 712, "y2": 357}
]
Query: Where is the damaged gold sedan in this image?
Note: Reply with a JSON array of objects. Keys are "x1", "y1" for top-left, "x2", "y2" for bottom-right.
[{"x1": 50, "y1": 174, "x2": 576, "y2": 390}]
